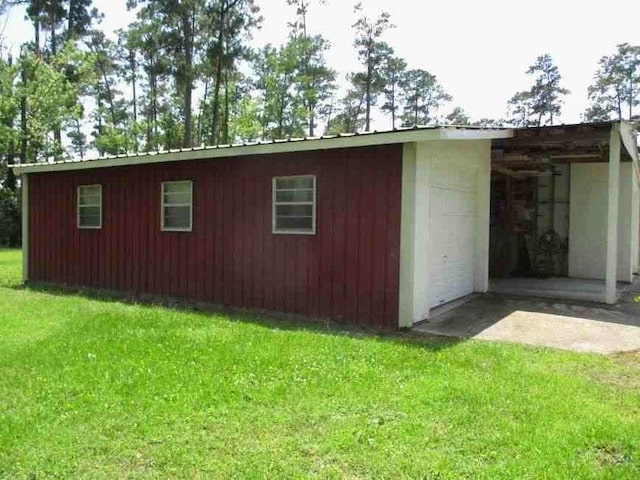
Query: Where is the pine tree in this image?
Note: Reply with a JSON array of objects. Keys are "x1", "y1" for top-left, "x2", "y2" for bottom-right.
[
  {"x1": 527, "y1": 54, "x2": 569, "y2": 126},
  {"x1": 400, "y1": 69, "x2": 451, "y2": 127},
  {"x1": 380, "y1": 52, "x2": 406, "y2": 129},
  {"x1": 352, "y1": 2, "x2": 392, "y2": 131},
  {"x1": 585, "y1": 43, "x2": 640, "y2": 121}
]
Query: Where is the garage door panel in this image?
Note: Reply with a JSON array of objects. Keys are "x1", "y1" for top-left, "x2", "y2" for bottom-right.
[
  {"x1": 431, "y1": 160, "x2": 477, "y2": 191},
  {"x1": 429, "y1": 161, "x2": 477, "y2": 308}
]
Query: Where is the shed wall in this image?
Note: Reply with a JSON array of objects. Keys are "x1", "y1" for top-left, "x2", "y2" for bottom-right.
[
  {"x1": 568, "y1": 162, "x2": 635, "y2": 282},
  {"x1": 28, "y1": 145, "x2": 402, "y2": 328}
]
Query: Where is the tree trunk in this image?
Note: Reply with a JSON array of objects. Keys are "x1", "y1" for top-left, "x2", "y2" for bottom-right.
[
  {"x1": 98, "y1": 59, "x2": 118, "y2": 126},
  {"x1": 211, "y1": 5, "x2": 226, "y2": 145},
  {"x1": 181, "y1": 12, "x2": 194, "y2": 148},
  {"x1": 198, "y1": 80, "x2": 209, "y2": 145},
  {"x1": 74, "y1": 118, "x2": 84, "y2": 159},
  {"x1": 20, "y1": 58, "x2": 28, "y2": 164},
  {"x1": 223, "y1": 59, "x2": 230, "y2": 144},
  {"x1": 365, "y1": 47, "x2": 372, "y2": 131},
  {"x1": 50, "y1": 24, "x2": 63, "y2": 159},
  {"x1": 391, "y1": 80, "x2": 396, "y2": 129},
  {"x1": 129, "y1": 48, "x2": 138, "y2": 152},
  {"x1": 34, "y1": 20, "x2": 40, "y2": 57},
  {"x1": 96, "y1": 96, "x2": 104, "y2": 156},
  {"x1": 67, "y1": 0, "x2": 75, "y2": 39},
  {"x1": 149, "y1": 57, "x2": 159, "y2": 149}
]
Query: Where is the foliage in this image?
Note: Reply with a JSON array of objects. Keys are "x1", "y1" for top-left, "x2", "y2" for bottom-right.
[
  {"x1": 253, "y1": 43, "x2": 305, "y2": 139},
  {"x1": 527, "y1": 54, "x2": 569, "y2": 126},
  {"x1": 0, "y1": 188, "x2": 19, "y2": 247},
  {"x1": 400, "y1": 68, "x2": 451, "y2": 126},
  {"x1": 507, "y1": 90, "x2": 535, "y2": 127},
  {"x1": 471, "y1": 117, "x2": 506, "y2": 128},
  {"x1": 351, "y1": 2, "x2": 393, "y2": 131},
  {"x1": 507, "y1": 54, "x2": 568, "y2": 127},
  {"x1": 19, "y1": 45, "x2": 96, "y2": 162},
  {"x1": 380, "y1": 53, "x2": 406, "y2": 129},
  {"x1": 0, "y1": 249, "x2": 639, "y2": 477},
  {"x1": 585, "y1": 43, "x2": 640, "y2": 122},
  {"x1": 445, "y1": 106, "x2": 470, "y2": 126},
  {"x1": 325, "y1": 73, "x2": 366, "y2": 134}
]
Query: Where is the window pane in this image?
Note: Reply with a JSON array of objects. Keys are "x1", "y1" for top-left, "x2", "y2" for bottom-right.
[
  {"x1": 163, "y1": 190, "x2": 191, "y2": 204},
  {"x1": 276, "y1": 204, "x2": 313, "y2": 218},
  {"x1": 79, "y1": 193, "x2": 101, "y2": 205},
  {"x1": 275, "y1": 189, "x2": 314, "y2": 202},
  {"x1": 276, "y1": 216, "x2": 313, "y2": 231},
  {"x1": 79, "y1": 185, "x2": 100, "y2": 195},
  {"x1": 79, "y1": 185, "x2": 101, "y2": 206},
  {"x1": 275, "y1": 176, "x2": 314, "y2": 190},
  {"x1": 79, "y1": 206, "x2": 101, "y2": 227},
  {"x1": 163, "y1": 206, "x2": 191, "y2": 229},
  {"x1": 163, "y1": 182, "x2": 191, "y2": 195}
]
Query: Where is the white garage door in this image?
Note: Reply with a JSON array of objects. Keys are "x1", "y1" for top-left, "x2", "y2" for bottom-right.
[{"x1": 429, "y1": 159, "x2": 477, "y2": 308}]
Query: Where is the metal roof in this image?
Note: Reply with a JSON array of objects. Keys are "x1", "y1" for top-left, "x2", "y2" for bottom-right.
[{"x1": 11, "y1": 124, "x2": 512, "y2": 174}]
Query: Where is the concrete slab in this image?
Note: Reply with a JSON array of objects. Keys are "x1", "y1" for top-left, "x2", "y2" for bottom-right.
[
  {"x1": 489, "y1": 277, "x2": 625, "y2": 303},
  {"x1": 414, "y1": 294, "x2": 640, "y2": 354}
]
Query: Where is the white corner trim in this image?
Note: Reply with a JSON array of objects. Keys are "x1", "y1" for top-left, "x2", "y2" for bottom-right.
[
  {"x1": 474, "y1": 141, "x2": 492, "y2": 293},
  {"x1": 606, "y1": 123, "x2": 621, "y2": 304},
  {"x1": 398, "y1": 143, "x2": 417, "y2": 328},
  {"x1": 12, "y1": 128, "x2": 514, "y2": 175},
  {"x1": 21, "y1": 174, "x2": 28, "y2": 283}
]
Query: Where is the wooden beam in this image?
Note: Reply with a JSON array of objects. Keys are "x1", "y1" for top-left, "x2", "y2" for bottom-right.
[{"x1": 492, "y1": 165, "x2": 524, "y2": 179}]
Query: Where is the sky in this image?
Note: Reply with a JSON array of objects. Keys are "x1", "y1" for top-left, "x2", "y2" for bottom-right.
[{"x1": 2, "y1": 0, "x2": 640, "y2": 131}]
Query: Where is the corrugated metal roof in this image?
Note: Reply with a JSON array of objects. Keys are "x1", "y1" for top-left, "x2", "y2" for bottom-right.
[{"x1": 13, "y1": 124, "x2": 509, "y2": 171}]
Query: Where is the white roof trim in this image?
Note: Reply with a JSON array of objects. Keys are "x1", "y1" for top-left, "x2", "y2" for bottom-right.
[{"x1": 12, "y1": 127, "x2": 513, "y2": 174}]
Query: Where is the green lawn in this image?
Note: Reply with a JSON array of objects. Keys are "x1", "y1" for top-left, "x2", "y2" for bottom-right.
[{"x1": 0, "y1": 249, "x2": 639, "y2": 478}]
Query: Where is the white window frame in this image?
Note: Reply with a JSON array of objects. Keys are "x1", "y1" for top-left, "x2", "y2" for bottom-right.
[
  {"x1": 77, "y1": 184, "x2": 102, "y2": 230},
  {"x1": 161, "y1": 180, "x2": 193, "y2": 232},
  {"x1": 272, "y1": 175, "x2": 317, "y2": 235}
]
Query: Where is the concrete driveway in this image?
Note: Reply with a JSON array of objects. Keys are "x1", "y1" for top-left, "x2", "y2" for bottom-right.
[{"x1": 414, "y1": 284, "x2": 640, "y2": 354}]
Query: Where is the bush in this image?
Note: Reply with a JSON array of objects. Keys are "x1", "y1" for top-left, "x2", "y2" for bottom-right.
[{"x1": 0, "y1": 187, "x2": 20, "y2": 247}]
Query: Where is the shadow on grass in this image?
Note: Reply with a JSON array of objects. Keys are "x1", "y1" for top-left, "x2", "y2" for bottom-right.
[{"x1": 11, "y1": 281, "x2": 461, "y2": 352}]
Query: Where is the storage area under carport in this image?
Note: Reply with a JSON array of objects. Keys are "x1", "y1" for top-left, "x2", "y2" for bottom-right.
[{"x1": 488, "y1": 122, "x2": 640, "y2": 303}]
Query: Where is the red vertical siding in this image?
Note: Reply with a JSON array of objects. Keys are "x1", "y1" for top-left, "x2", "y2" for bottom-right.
[{"x1": 27, "y1": 145, "x2": 403, "y2": 328}]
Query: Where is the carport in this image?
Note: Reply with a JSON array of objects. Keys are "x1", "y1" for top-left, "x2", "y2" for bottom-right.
[{"x1": 489, "y1": 121, "x2": 640, "y2": 304}]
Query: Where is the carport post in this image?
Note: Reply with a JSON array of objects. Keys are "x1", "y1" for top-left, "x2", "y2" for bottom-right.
[{"x1": 605, "y1": 123, "x2": 621, "y2": 304}]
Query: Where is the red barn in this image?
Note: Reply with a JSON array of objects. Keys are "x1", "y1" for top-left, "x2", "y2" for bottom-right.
[{"x1": 13, "y1": 123, "x2": 640, "y2": 328}]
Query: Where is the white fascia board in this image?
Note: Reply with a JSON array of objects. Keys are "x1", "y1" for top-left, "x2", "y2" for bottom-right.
[
  {"x1": 12, "y1": 128, "x2": 514, "y2": 175},
  {"x1": 439, "y1": 128, "x2": 513, "y2": 140}
]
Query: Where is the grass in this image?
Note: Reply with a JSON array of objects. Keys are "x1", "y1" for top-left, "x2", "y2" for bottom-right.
[{"x1": 0, "y1": 249, "x2": 639, "y2": 478}]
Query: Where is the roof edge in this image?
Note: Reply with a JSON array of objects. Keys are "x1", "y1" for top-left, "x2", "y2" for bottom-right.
[{"x1": 12, "y1": 126, "x2": 513, "y2": 175}]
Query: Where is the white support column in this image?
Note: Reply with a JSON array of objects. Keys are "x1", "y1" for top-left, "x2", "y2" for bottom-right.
[
  {"x1": 474, "y1": 141, "x2": 492, "y2": 293},
  {"x1": 398, "y1": 143, "x2": 417, "y2": 328},
  {"x1": 21, "y1": 173, "x2": 29, "y2": 283},
  {"x1": 606, "y1": 124, "x2": 621, "y2": 304}
]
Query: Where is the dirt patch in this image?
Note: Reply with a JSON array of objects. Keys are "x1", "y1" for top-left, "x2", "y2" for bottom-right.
[
  {"x1": 584, "y1": 444, "x2": 634, "y2": 468},
  {"x1": 611, "y1": 349, "x2": 640, "y2": 365}
]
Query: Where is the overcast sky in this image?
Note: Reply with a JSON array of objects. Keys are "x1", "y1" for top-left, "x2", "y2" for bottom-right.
[{"x1": 2, "y1": 0, "x2": 640, "y2": 130}]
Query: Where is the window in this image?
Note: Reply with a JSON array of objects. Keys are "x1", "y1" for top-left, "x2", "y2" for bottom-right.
[
  {"x1": 272, "y1": 175, "x2": 316, "y2": 234},
  {"x1": 77, "y1": 184, "x2": 102, "y2": 229},
  {"x1": 161, "y1": 181, "x2": 193, "y2": 232}
]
